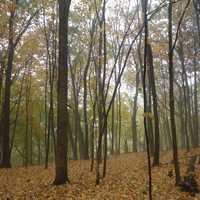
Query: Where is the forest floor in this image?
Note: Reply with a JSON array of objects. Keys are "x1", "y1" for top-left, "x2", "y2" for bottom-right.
[{"x1": 0, "y1": 150, "x2": 200, "y2": 200}]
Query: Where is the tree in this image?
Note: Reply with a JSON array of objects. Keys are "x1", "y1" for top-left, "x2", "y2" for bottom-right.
[
  {"x1": 147, "y1": 43, "x2": 160, "y2": 166},
  {"x1": 168, "y1": 0, "x2": 181, "y2": 185},
  {"x1": 142, "y1": 0, "x2": 152, "y2": 199},
  {"x1": 54, "y1": 0, "x2": 71, "y2": 185},
  {"x1": 131, "y1": 61, "x2": 139, "y2": 152}
]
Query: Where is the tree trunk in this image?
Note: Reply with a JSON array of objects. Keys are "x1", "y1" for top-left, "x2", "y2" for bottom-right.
[
  {"x1": 161, "y1": 66, "x2": 172, "y2": 150},
  {"x1": 118, "y1": 87, "x2": 121, "y2": 154},
  {"x1": 178, "y1": 85, "x2": 189, "y2": 150},
  {"x1": 111, "y1": 101, "x2": 115, "y2": 154},
  {"x1": 142, "y1": 0, "x2": 153, "y2": 199},
  {"x1": 83, "y1": 22, "x2": 95, "y2": 159},
  {"x1": 146, "y1": 43, "x2": 160, "y2": 166},
  {"x1": 168, "y1": 0, "x2": 181, "y2": 185},
  {"x1": 147, "y1": 90, "x2": 154, "y2": 155},
  {"x1": 0, "y1": 1, "x2": 16, "y2": 168},
  {"x1": 90, "y1": 99, "x2": 96, "y2": 172},
  {"x1": 192, "y1": 13, "x2": 199, "y2": 147},
  {"x1": 54, "y1": 0, "x2": 71, "y2": 185},
  {"x1": 25, "y1": 65, "x2": 31, "y2": 167},
  {"x1": 96, "y1": 0, "x2": 107, "y2": 185},
  {"x1": 132, "y1": 64, "x2": 139, "y2": 152}
]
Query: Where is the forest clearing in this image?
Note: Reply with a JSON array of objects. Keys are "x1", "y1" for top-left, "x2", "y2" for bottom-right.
[{"x1": 1, "y1": 150, "x2": 200, "y2": 200}]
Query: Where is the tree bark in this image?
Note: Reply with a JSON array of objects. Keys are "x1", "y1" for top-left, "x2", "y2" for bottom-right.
[
  {"x1": 168, "y1": 0, "x2": 181, "y2": 185},
  {"x1": 54, "y1": 0, "x2": 71, "y2": 185},
  {"x1": 0, "y1": 0, "x2": 16, "y2": 168},
  {"x1": 146, "y1": 43, "x2": 160, "y2": 166},
  {"x1": 83, "y1": 22, "x2": 95, "y2": 160},
  {"x1": 131, "y1": 64, "x2": 139, "y2": 152},
  {"x1": 142, "y1": 0, "x2": 152, "y2": 199}
]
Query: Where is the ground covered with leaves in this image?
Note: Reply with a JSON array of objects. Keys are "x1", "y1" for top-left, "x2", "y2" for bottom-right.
[{"x1": 1, "y1": 151, "x2": 200, "y2": 200}]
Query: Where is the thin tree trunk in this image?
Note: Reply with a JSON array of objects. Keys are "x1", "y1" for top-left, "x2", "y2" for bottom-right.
[
  {"x1": 161, "y1": 66, "x2": 172, "y2": 150},
  {"x1": 90, "y1": 100, "x2": 96, "y2": 172},
  {"x1": 103, "y1": 9, "x2": 108, "y2": 175},
  {"x1": 147, "y1": 90, "x2": 154, "y2": 155},
  {"x1": 118, "y1": 87, "x2": 121, "y2": 154},
  {"x1": 192, "y1": 15, "x2": 199, "y2": 147},
  {"x1": 168, "y1": 0, "x2": 181, "y2": 185},
  {"x1": 111, "y1": 102, "x2": 115, "y2": 154},
  {"x1": 25, "y1": 66, "x2": 31, "y2": 167},
  {"x1": 132, "y1": 64, "x2": 139, "y2": 152},
  {"x1": 96, "y1": 0, "x2": 107, "y2": 185},
  {"x1": 83, "y1": 21, "x2": 95, "y2": 159},
  {"x1": 178, "y1": 85, "x2": 189, "y2": 150},
  {"x1": 146, "y1": 43, "x2": 160, "y2": 166},
  {"x1": 142, "y1": 0, "x2": 152, "y2": 199},
  {"x1": 70, "y1": 67, "x2": 85, "y2": 159}
]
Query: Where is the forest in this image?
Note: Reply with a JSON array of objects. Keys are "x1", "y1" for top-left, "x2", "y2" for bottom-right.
[{"x1": 0, "y1": 0, "x2": 200, "y2": 199}]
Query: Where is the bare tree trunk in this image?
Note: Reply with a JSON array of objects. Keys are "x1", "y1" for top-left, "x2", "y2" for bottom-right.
[
  {"x1": 118, "y1": 87, "x2": 121, "y2": 154},
  {"x1": 192, "y1": 11, "x2": 199, "y2": 146},
  {"x1": 67, "y1": 116, "x2": 77, "y2": 160},
  {"x1": 181, "y1": 70, "x2": 190, "y2": 151},
  {"x1": 168, "y1": 0, "x2": 181, "y2": 185},
  {"x1": 114, "y1": 69, "x2": 118, "y2": 154},
  {"x1": 193, "y1": 0, "x2": 200, "y2": 46},
  {"x1": 0, "y1": 1, "x2": 16, "y2": 168},
  {"x1": 0, "y1": 51, "x2": 5, "y2": 105},
  {"x1": 70, "y1": 65, "x2": 85, "y2": 159},
  {"x1": 54, "y1": 0, "x2": 71, "y2": 185},
  {"x1": 30, "y1": 116, "x2": 33, "y2": 165},
  {"x1": 96, "y1": 0, "x2": 107, "y2": 185},
  {"x1": 25, "y1": 65, "x2": 31, "y2": 167},
  {"x1": 42, "y1": 3, "x2": 50, "y2": 168},
  {"x1": 161, "y1": 66, "x2": 172, "y2": 150},
  {"x1": 103, "y1": 6, "x2": 108, "y2": 176},
  {"x1": 178, "y1": 85, "x2": 189, "y2": 150},
  {"x1": 103, "y1": 118, "x2": 107, "y2": 178},
  {"x1": 83, "y1": 69, "x2": 90, "y2": 160},
  {"x1": 146, "y1": 43, "x2": 160, "y2": 166},
  {"x1": 111, "y1": 102, "x2": 115, "y2": 154},
  {"x1": 142, "y1": 0, "x2": 152, "y2": 198},
  {"x1": 193, "y1": 52, "x2": 199, "y2": 147},
  {"x1": 0, "y1": 53, "x2": 5, "y2": 158},
  {"x1": 147, "y1": 90, "x2": 154, "y2": 155},
  {"x1": 132, "y1": 64, "x2": 139, "y2": 152},
  {"x1": 46, "y1": 36, "x2": 57, "y2": 167},
  {"x1": 83, "y1": 22, "x2": 95, "y2": 160},
  {"x1": 44, "y1": 44, "x2": 48, "y2": 168},
  {"x1": 90, "y1": 100, "x2": 96, "y2": 172}
]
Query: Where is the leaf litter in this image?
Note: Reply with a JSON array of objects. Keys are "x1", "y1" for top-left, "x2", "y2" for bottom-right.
[{"x1": 0, "y1": 150, "x2": 200, "y2": 200}]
